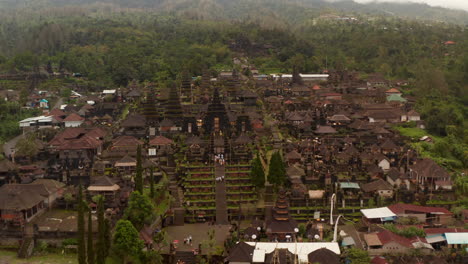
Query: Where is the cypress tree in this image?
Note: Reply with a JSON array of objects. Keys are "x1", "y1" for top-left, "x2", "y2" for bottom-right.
[
  {"x1": 96, "y1": 197, "x2": 106, "y2": 264},
  {"x1": 103, "y1": 219, "x2": 111, "y2": 258},
  {"x1": 77, "y1": 185, "x2": 86, "y2": 264},
  {"x1": 87, "y1": 209, "x2": 95, "y2": 264},
  {"x1": 135, "y1": 144, "x2": 143, "y2": 194},
  {"x1": 149, "y1": 166, "x2": 155, "y2": 198},
  {"x1": 250, "y1": 154, "x2": 265, "y2": 188},
  {"x1": 267, "y1": 152, "x2": 286, "y2": 186}
]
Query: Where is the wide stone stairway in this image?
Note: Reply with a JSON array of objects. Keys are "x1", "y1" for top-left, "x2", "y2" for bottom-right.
[{"x1": 215, "y1": 163, "x2": 229, "y2": 225}]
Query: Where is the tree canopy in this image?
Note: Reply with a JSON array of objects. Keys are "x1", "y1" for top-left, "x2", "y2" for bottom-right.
[
  {"x1": 267, "y1": 151, "x2": 286, "y2": 186},
  {"x1": 112, "y1": 220, "x2": 144, "y2": 262},
  {"x1": 123, "y1": 191, "x2": 155, "y2": 230}
]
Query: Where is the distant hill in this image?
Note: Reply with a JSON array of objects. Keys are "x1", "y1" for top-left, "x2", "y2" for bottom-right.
[{"x1": 0, "y1": 0, "x2": 468, "y2": 25}]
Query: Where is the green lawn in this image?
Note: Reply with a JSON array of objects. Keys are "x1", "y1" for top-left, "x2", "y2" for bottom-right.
[
  {"x1": 0, "y1": 249, "x2": 77, "y2": 264},
  {"x1": 392, "y1": 126, "x2": 439, "y2": 141}
]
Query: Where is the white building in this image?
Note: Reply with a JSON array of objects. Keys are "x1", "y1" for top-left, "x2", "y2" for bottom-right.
[
  {"x1": 19, "y1": 115, "x2": 55, "y2": 129},
  {"x1": 271, "y1": 73, "x2": 329, "y2": 82},
  {"x1": 63, "y1": 113, "x2": 85, "y2": 127}
]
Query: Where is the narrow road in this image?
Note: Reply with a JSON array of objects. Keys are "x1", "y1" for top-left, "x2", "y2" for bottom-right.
[
  {"x1": 340, "y1": 223, "x2": 364, "y2": 249},
  {"x1": 52, "y1": 97, "x2": 64, "y2": 110},
  {"x1": 2, "y1": 133, "x2": 25, "y2": 158}
]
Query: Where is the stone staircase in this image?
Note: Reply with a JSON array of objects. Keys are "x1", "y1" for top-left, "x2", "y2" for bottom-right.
[
  {"x1": 215, "y1": 164, "x2": 229, "y2": 225},
  {"x1": 18, "y1": 226, "x2": 34, "y2": 259},
  {"x1": 169, "y1": 180, "x2": 183, "y2": 208}
]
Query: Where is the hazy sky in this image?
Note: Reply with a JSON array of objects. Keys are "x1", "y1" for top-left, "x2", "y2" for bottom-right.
[{"x1": 353, "y1": 0, "x2": 468, "y2": 11}]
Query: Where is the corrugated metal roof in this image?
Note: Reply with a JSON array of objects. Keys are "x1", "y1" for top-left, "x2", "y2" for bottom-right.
[
  {"x1": 361, "y1": 207, "x2": 396, "y2": 219},
  {"x1": 426, "y1": 235, "x2": 446, "y2": 244},
  {"x1": 445, "y1": 233, "x2": 468, "y2": 244},
  {"x1": 252, "y1": 249, "x2": 266, "y2": 263},
  {"x1": 340, "y1": 182, "x2": 360, "y2": 189}
]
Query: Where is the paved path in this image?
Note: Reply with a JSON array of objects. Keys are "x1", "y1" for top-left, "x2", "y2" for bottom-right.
[
  {"x1": 163, "y1": 223, "x2": 231, "y2": 253},
  {"x1": 2, "y1": 134, "x2": 25, "y2": 158},
  {"x1": 340, "y1": 223, "x2": 364, "y2": 249},
  {"x1": 52, "y1": 97, "x2": 64, "y2": 110},
  {"x1": 215, "y1": 163, "x2": 228, "y2": 225}
]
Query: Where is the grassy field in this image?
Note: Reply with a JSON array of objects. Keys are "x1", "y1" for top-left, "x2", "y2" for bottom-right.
[
  {"x1": 392, "y1": 126, "x2": 441, "y2": 142},
  {"x1": 0, "y1": 249, "x2": 77, "y2": 264}
]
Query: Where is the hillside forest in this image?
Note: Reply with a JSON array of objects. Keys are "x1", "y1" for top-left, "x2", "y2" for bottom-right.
[{"x1": 0, "y1": 0, "x2": 466, "y2": 170}]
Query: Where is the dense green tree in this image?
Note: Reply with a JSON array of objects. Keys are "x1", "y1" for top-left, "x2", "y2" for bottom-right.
[
  {"x1": 345, "y1": 248, "x2": 370, "y2": 264},
  {"x1": 135, "y1": 145, "x2": 143, "y2": 194},
  {"x1": 112, "y1": 220, "x2": 144, "y2": 263},
  {"x1": 103, "y1": 219, "x2": 111, "y2": 259},
  {"x1": 124, "y1": 191, "x2": 155, "y2": 230},
  {"x1": 250, "y1": 154, "x2": 265, "y2": 188},
  {"x1": 96, "y1": 196, "x2": 108, "y2": 264},
  {"x1": 149, "y1": 166, "x2": 155, "y2": 198},
  {"x1": 77, "y1": 185, "x2": 86, "y2": 264},
  {"x1": 15, "y1": 133, "x2": 39, "y2": 160},
  {"x1": 87, "y1": 208, "x2": 95, "y2": 264},
  {"x1": 267, "y1": 151, "x2": 286, "y2": 186}
]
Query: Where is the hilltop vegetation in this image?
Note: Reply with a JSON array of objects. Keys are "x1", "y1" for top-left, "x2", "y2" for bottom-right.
[{"x1": 0, "y1": 0, "x2": 466, "y2": 168}]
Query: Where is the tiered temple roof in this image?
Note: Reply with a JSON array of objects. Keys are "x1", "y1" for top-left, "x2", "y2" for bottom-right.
[
  {"x1": 141, "y1": 84, "x2": 159, "y2": 126},
  {"x1": 164, "y1": 85, "x2": 184, "y2": 125}
]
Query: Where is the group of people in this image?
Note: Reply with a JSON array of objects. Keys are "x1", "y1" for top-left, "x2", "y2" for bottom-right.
[
  {"x1": 214, "y1": 154, "x2": 225, "y2": 165},
  {"x1": 215, "y1": 175, "x2": 225, "y2": 182},
  {"x1": 183, "y1": 235, "x2": 192, "y2": 246}
]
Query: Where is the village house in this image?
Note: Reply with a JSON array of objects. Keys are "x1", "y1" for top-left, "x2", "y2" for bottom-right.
[
  {"x1": 361, "y1": 207, "x2": 396, "y2": 225},
  {"x1": 104, "y1": 135, "x2": 143, "y2": 159},
  {"x1": 407, "y1": 110, "x2": 421, "y2": 121},
  {"x1": 148, "y1": 135, "x2": 174, "y2": 157},
  {"x1": 364, "y1": 230, "x2": 433, "y2": 255},
  {"x1": 49, "y1": 128, "x2": 105, "y2": 159},
  {"x1": 409, "y1": 158, "x2": 451, "y2": 189},
  {"x1": 63, "y1": 113, "x2": 85, "y2": 127},
  {"x1": 87, "y1": 176, "x2": 121, "y2": 207},
  {"x1": 120, "y1": 113, "x2": 147, "y2": 138},
  {"x1": 388, "y1": 203, "x2": 453, "y2": 226},
  {"x1": 0, "y1": 180, "x2": 64, "y2": 226},
  {"x1": 386, "y1": 168, "x2": 410, "y2": 190},
  {"x1": 361, "y1": 179, "x2": 394, "y2": 198}
]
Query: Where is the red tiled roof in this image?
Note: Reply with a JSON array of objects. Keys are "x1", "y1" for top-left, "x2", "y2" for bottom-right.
[
  {"x1": 321, "y1": 93, "x2": 342, "y2": 97},
  {"x1": 385, "y1": 88, "x2": 400, "y2": 93},
  {"x1": 85, "y1": 127, "x2": 107, "y2": 139},
  {"x1": 388, "y1": 203, "x2": 452, "y2": 215},
  {"x1": 48, "y1": 108, "x2": 66, "y2": 117},
  {"x1": 377, "y1": 230, "x2": 413, "y2": 248},
  {"x1": 49, "y1": 128, "x2": 105, "y2": 147},
  {"x1": 444, "y1": 41, "x2": 456, "y2": 45},
  {"x1": 112, "y1": 136, "x2": 143, "y2": 147},
  {"x1": 149, "y1": 136, "x2": 173, "y2": 146},
  {"x1": 410, "y1": 158, "x2": 450, "y2": 179},
  {"x1": 312, "y1": 84, "x2": 321, "y2": 90},
  {"x1": 371, "y1": 256, "x2": 389, "y2": 264},
  {"x1": 57, "y1": 134, "x2": 102, "y2": 150},
  {"x1": 63, "y1": 113, "x2": 85, "y2": 122}
]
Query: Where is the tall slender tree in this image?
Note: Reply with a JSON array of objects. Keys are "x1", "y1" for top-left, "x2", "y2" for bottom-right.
[
  {"x1": 267, "y1": 151, "x2": 286, "y2": 186},
  {"x1": 87, "y1": 208, "x2": 95, "y2": 264},
  {"x1": 149, "y1": 166, "x2": 155, "y2": 198},
  {"x1": 135, "y1": 144, "x2": 143, "y2": 194},
  {"x1": 96, "y1": 196, "x2": 106, "y2": 264},
  {"x1": 103, "y1": 218, "x2": 111, "y2": 259},
  {"x1": 77, "y1": 185, "x2": 86, "y2": 264},
  {"x1": 250, "y1": 154, "x2": 265, "y2": 188}
]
